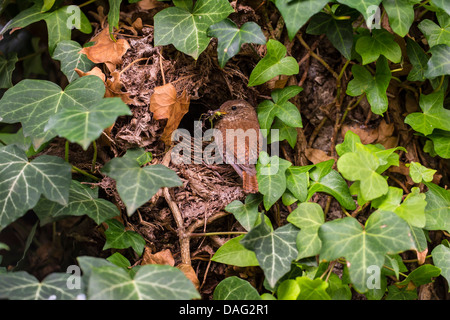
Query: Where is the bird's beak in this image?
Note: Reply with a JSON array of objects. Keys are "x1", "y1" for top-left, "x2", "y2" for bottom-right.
[{"x1": 209, "y1": 109, "x2": 227, "y2": 117}]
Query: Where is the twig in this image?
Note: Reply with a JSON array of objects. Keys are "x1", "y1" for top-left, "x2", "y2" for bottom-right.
[{"x1": 91, "y1": 140, "x2": 97, "y2": 173}]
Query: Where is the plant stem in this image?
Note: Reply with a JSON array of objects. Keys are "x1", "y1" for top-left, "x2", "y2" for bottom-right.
[
  {"x1": 91, "y1": 140, "x2": 97, "y2": 173},
  {"x1": 340, "y1": 93, "x2": 366, "y2": 125},
  {"x1": 79, "y1": 0, "x2": 97, "y2": 8},
  {"x1": 189, "y1": 231, "x2": 247, "y2": 238},
  {"x1": 433, "y1": 75, "x2": 445, "y2": 93},
  {"x1": 72, "y1": 165, "x2": 100, "y2": 181},
  {"x1": 65, "y1": 140, "x2": 69, "y2": 162}
]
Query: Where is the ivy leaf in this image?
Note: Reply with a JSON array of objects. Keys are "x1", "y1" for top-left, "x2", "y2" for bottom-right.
[
  {"x1": 355, "y1": 28, "x2": 402, "y2": 64},
  {"x1": 211, "y1": 235, "x2": 259, "y2": 267},
  {"x1": 0, "y1": 271, "x2": 83, "y2": 300},
  {"x1": 336, "y1": 130, "x2": 362, "y2": 156},
  {"x1": 319, "y1": 210, "x2": 416, "y2": 292},
  {"x1": 404, "y1": 91, "x2": 450, "y2": 136},
  {"x1": 213, "y1": 276, "x2": 262, "y2": 300},
  {"x1": 241, "y1": 216, "x2": 299, "y2": 288},
  {"x1": 424, "y1": 182, "x2": 450, "y2": 233},
  {"x1": 285, "y1": 166, "x2": 312, "y2": 202},
  {"x1": 307, "y1": 12, "x2": 354, "y2": 59},
  {"x1": 432, "y1": 0, "x2": 450, "y2": 16},
  {"x1": 0, "y1": 75, "x2": 106, "y2": 149},
  {"x1": 207, "y1": 19, "x2": 266, "y2": 68},
  {"x1": 269, "y1": 118, "x2": 298, "y2": 148},
  {"x1": 307, "y1": 169, "x2": 357, "y2": 210},
  {"x1": 407, "y1": 161, "x2": 436, "y2": 183},
  {"x1": 383, "y1": 0, "x2": 415, "y2": 37},
  {"x1": 257, "y1": 85, "x2": 303, "y2": 133},
  {"x1": 45, "y1": 97, "x2": 131, "y2": 150},
  {"x1": 101, "y1": 149, "x2": 182, "y2": 215},
  {"x1": 287, "y1": 202, "x2": 324, "y2": 259},
  {"x1": 103, "y1": 219, "x2": 146, "y2": 255},
  {"x1": 154, "y1": 0, "x2": 233, "y2": 59},
  {"x1": 424, "y1": 44, "x2": 450, "y2": 79},
  {"x1": 108, "y1": 0, "x2": 122, "y2": 33},
  {"x1": 296, "y1": 277, "x2": 331, "y2": 300},
  {"x1": 337, "y1": 143, "x2": 388, "y2": 201},
  {"x1": 273, "y1": 0, "x2": 330, "y2": 40},
  {"x1": 346, "y1": 56, "x2": 391, "y2": 115},
  {"x1": 88, "y1": 264, "x2": 200, "y2": 300},
  {"x1": 337, "y1": 0, "x2": 382, "y2": 21},
  {"x1": 256, "y1": 151, "x2": 292, "y2": 210},
  {"x1": 397, "y1": 264, "x2": 441, "y2": 287},
  {"x1": 386, "y1": 285, "x2": 417, "y2": 300},
  {"x1": 33, "y1": 180, "x2": 120, "y2": 225},
  {"x1": 428, "y1": 130, "x2": 450, "y2": 158},
  {"x1": 0, "y1": 1, "x2": 50, "y2": 36},
  {"x1": 41, "y1": 0, "x2": 56, "y2": 12},
  {"x1": 225, "y1": 194, "x2": 262, "y2": 231},
  {"x1": 432, "y1": 244, "x2": 450, "y2": 291},
  {"x1": 372, "y1": 186, "x2": 427, "y2": 228},
  {"x1": 248, "y1": 39, "x2": 299, "y2": 87},
  {"x1": 52, "y1": 40, "x2": 95, "y2": 82},
  {"x1": 0, "y1": 53, "x2": 17, "y2": 89},
  {"x1": 0, "y1": 145, "x2": 71, "y2": 231},
  {"x1": 406, "y1": 37, "x2": 429, "y2": 82},
  {"x1": 418, "y1": 12, "x2": 450, "y2": 48},
  {"x1": 44, "y1": 6, "x2": 73, "y2": 54}
]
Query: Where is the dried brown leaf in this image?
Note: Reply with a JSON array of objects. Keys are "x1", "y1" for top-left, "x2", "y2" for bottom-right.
[
  {"x1": 138, "y1": 0, "x2": 165, "y2": 10},
  {"x1": 141, "y1": 248, "x2": 175, "y2": 266},
  {"x1": 150, "y1": 83, "x2": 190, "y2": 145},
  {"x1": 305, "y1": 148, "x2": 333, "y2": 164}
]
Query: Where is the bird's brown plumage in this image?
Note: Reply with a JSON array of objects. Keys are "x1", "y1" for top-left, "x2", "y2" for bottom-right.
[{"x1": 214, "y1": 100, "x2": 262, "y2": 193}]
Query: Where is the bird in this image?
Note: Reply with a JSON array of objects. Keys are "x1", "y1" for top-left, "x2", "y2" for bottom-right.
[{"x1": 212, "y1": 100, "x2": 262, "y2": 193}]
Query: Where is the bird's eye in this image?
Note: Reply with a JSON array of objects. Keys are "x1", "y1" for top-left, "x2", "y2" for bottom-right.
[{"x1": 231, "y1": 106, "x2": 237, "y2": 111}]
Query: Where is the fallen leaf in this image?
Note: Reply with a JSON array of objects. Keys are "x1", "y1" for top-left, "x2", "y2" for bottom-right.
[
  {"x1": 416, "y1": 248, "x2": 428, "y2": 265},
  {"x1": 79, "y1": 27, "x2": 130, "y2": 72},
  {"x1": 305, "y1": 148, "x2": 333, "y2": 164},
  {"x1": 141, "y1": 248, "x2": 175, "y2": 266},
  {"x1": 177, "y1": 263, "x2": 200, "y2": 290},
  {"x1": 341, "y1": 124, "x2": 378, "y2": 145},
  {"x1": 150, "y1": 83, "x2": 190, "y2": 146},
  {"x1": 376, "y1": 119, "x2": 398, "y2": 149},
  {"x1": 75, "y1": 67, "x2": 106, "y2": 82}
]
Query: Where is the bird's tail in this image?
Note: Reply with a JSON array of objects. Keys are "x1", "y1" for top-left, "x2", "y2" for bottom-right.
[{"x1": 243, "y1": 171, "x2": 258, "y2": 193}]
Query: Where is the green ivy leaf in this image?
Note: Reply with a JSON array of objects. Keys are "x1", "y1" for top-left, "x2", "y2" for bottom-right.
[
  {"x1": 0, "y1": 1, "x2": 50, "y2": 36},
  {"x1": 225, "y1": 194, "x2": 262, "y2": 231},
  {"x1": 207, "y1": 19, "x2": 266, "y2": 68},
  {"x1": 33, "y1": 180, "x2": 120, "y2": 225},
  {"x1": 432, "y1": 244, "x2": 450, "y2": 291},
  {"x1": 269, "y1": 118, "x2": 298, "y2": 148},
  {"x1": 406, "y1": 37, "x2": 429, "y2": 81},
  {"x1": 88, "y1": 264, "x2": 200, "y2": 300},
  {"x1": 0, "y1": 145, "x2": 71, "y2": 230},
  {"x1": 285, "y1": 166, "x2": 312, "y2": 203},
  {"x1": 418, "y1": 12, "x2": 450, "y2": 47},
  {"x1": 397, "y1": 264, "x2": 441, "y2": 287},
  {"x1": 404, "y1": 91, "x2": 450, "y2": 136},
  {"x1": 0, "y1": 75, "x2": 106, "y2": 149},
  {"x1": 319, "y1": 210, "x2": 416, "y2": 292},
  {"x1": 0, "y1": 53, "x2": 17, "y2": 89},
  {"x1": 45, "y1": 96, "x2": 131, "y2": 150},
  {"x1": 307, "y1": 12, "x2": 354, "y2": 59},
  {"x1": 52, "y1": 40, "x2": 95, "y2": 82},
  {"x1": 407, "y1": 161, "x2": 436, "y2": 183},
  {"x1": 287, "y1": 202, "x2": 324, "y2": 259},
  {"x1": 101, "y1": 148, "x2": 182, "y2": 215},
  {"x1": 248, "y1": 40, "x2": 299, "y2": 87},
  {"x1": 108, "y1": 0, "x2": 122, "y2": 33},
  {"x1": 256, "y1": 151, "x2": 292, "y2": 210},
  {"x1": 307, "y1": 167, "x2": 356, "y2": 210},
  {"x1": 103, "y1": 219, "x2": 146, "y2": 255},
  {"x1": 424, "y1": 44, "x2": 450, "y2": 79},
  {"x1": 424, "y1": 182, "x2": 450, "y2": 233},
  {"x1": 0, "y1": 271, "x2": 83, "y2": 300},
  {"x1": 346, "y1": 56, "x2": 391, "y2": 115},
  {"x1": 432, "y1": 0, "x2": 450, "y2": 16},
  {"x1": 154, "y1": 0, "x2": 233, "y2": 59},
  {"x1": 337, "y1": 0, "x2": 382, "y2": 21},
  {"x1": 213, "y1": 276, "x2": 262, "y2": 300},
  {"x1": 276, "y1": 279, "x2": 300, "y2": 300},
  {"x1": 386, "y1": 285, "x2": 417, "y2": 300},
  {"x1": 337, "y1": 143, "x2": 388, "y2": 200},
  {"x1": 428, "y1": 130, "x2": 450, "y2": 158},
  {"x1": 355, "y1": 28, "x2": 402, "y2": 64},
  {"x1": 257, "y1": 85, "x2": 303, "y2": 133},
  {"x1": 241, "y1": 216, "x2": 299, "y2": 288},
  {"x1": 273, "y1": 0, "x2": 330, "y2": 40},
  {"x1": 41, "y1": 0, "x2": 56, "y2": 12},
  {"x1": 296, "y1": 277, "x2": 331, "y2": 300},
  {"x1": 383, "y1": 0, "x2": 415, "y2": 37},
  {"x1": 336, "y1": 130, "x2": 362, "y2": 156},
  {"x1": 211, "y1": 235, "x2": 259, "y2": 267}
]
